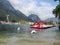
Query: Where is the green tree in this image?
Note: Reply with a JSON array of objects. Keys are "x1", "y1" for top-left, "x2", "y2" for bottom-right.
[
  {"x1": 53, "y1": 0, "x2": 60, "y2": 29},
  {"x1": 53, "y1": 5, "x2": 60, "y2": 18}
]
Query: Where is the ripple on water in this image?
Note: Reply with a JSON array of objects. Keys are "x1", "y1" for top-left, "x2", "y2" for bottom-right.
[{"x1": 0, "y1": 25, "x2": 59, "y2": 45}]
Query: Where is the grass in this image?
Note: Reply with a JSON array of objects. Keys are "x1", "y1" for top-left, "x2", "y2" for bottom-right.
[
  {"x1": 0, "y1": 39, "x2": 6, "y2": 44},
  {"x1": 53, "y1": 42, "x2": 60, "y2": 45},
  {"x1": 19, "y1": 38, "x2": 44, "y2": 43},
  {"x1": 0, "y1": 41, "x2": 6, "y2": 44}
]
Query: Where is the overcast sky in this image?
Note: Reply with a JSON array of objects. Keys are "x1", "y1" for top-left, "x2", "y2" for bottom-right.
[{"x1": 8, "y1": 0, "x2": 58, "y2": 20}]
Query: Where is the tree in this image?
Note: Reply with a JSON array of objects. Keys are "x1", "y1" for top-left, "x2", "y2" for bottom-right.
[
  {"x1": 53, "y1": 0, "x2": 60, "y2": 29},
  {"x1": 11, "y1": 20, "x2": 17, "y2": 22},
  {"x1": 54, "y1": 0, "x2": 60, "y2": 2},
  {"x1": 53, "y1": 4, "x2": 60, "y2": 18}
]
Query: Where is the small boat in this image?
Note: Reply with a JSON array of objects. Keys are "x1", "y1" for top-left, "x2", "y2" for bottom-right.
[
  {"x1": 30, "y1": 21, "x2": 55, "y2": 29},
  {"x1": 30, "y1": 21, "x2": 55, "y2": 34}
]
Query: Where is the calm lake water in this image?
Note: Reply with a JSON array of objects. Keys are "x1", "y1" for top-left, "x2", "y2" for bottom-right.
[{"x1": 0, "y1": 24, "x2": 60, "y2": 45}]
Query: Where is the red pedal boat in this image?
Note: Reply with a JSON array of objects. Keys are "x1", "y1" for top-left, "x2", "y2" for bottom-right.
[{"x1": 30, "y1": 21, "x2": 55, "y2": 29}]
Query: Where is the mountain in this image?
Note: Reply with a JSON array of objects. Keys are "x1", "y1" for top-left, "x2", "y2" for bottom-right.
[
  {"x1": 28, "y1": 14, "x2": 40, "y2": 22},
  {"x1": 45, "y1": 17, "x2": 58, "y2": 22},
  {"x1": 0, "y1": 0, "x2": 30, "y2": 22}
]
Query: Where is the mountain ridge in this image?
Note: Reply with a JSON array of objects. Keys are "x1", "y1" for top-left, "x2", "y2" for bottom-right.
[
  {"x1": 28, "y1": 14, "x2": 40, "y2": 22},
  {"x1": 0, "y1": 0, "x2": 32, "y2": 22}
]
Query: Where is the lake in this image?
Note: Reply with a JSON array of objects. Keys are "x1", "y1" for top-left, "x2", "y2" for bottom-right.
[{"x1": 0, "y1": 24, "x2": 60, "y2": 45}]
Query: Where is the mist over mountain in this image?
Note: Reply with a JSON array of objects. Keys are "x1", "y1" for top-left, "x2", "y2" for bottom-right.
[
  {"x1": 28, "y1": 14, "x2": 40, "y2": 22},
  {"x1": 0, "y1": 0, "x2": 32, "y2": 22},
  {"x1": 45, "y1": 17, "x2": 58, "y2": 22}
]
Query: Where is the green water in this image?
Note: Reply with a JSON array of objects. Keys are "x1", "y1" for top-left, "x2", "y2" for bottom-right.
[{"x1": 0, "y1": 25, "x2": 60, "y2": 45}]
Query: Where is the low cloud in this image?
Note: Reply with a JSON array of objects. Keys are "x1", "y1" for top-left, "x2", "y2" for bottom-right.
[{"x1": 8, "y1": 0, "x2": 56, "y2": 20}]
